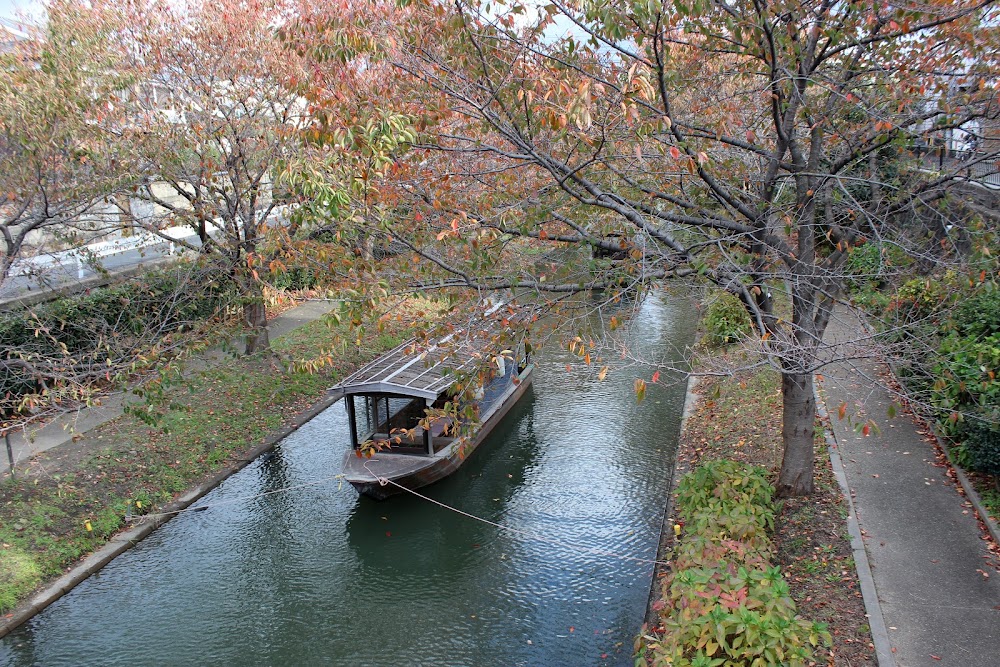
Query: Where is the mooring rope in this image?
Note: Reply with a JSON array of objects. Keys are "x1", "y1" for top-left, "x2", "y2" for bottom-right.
[
  {"x1": 363, "y1": 460, "x2": 672, "y2": 568},
  {"x1": 126, "y1": 461, "x2": 672, "y2": 571}
]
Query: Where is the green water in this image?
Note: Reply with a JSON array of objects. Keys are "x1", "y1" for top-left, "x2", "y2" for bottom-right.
[{"x1": 0, "y1": 291, "x2": 696, "y2": 667}]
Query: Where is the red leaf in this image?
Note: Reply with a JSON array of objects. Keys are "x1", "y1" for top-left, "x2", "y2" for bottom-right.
[{"x1": 669, "y1": 146, "x2": 680, "y2": 159}]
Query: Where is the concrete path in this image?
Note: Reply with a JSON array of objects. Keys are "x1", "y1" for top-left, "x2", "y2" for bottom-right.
[
  {"x1": 3, "y1": 299, "x2": 338, "y2": 472},
  {"x1": 819, "y1": 307, "x2": 1000, "y2": 667}
]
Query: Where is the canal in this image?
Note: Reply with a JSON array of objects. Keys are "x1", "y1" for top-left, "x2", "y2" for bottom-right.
[{"x1": 0, "y1": 291, "x2": 696, "y2": 667}]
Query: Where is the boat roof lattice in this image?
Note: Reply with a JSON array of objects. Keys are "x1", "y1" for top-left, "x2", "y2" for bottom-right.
[{"x1": 330, "y1": 335, "x2": 490, "y2": 401}]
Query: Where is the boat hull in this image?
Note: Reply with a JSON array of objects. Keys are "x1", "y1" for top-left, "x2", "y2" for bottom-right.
[{"x1": 345, "y1": 366, "x2": 534, "y2": 500}]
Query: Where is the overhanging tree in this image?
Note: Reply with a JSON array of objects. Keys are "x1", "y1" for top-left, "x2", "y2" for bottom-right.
[
  {"x1": 304, "y1": 0, "x2": 999, "y2": 495},
  {"x1": 0, "y1": 2, "x2": 204, "y2": 433}
]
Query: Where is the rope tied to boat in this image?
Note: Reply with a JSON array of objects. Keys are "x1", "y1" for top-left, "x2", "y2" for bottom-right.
[
  {"x1": 108, "y1": 461, "x2": 670, "y2": 570},
  {"x1": 362, "y1": 460, "x2": 672, "y2": 568}
]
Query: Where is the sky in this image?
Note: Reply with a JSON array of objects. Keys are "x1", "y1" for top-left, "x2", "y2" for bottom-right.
[{"x1": 0, "y1": 0, "x2": 41, "y2": 22}]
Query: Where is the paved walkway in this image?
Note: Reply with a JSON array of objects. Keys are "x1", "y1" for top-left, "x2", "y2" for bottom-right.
[
  {"x1": 819, "y1": 307, "x2": 1000, "y2": 667},
  {"x1": 3, "y1": 299, "x2": 337, "y2": 472}
]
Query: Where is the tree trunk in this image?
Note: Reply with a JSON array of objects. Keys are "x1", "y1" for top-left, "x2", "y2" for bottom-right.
[
  {"x1": 776, "y1": 370, "x2": 815, "y2": 497},
  {"x1": 243, "y1": 299, "x2": 270, "y2": 355}
]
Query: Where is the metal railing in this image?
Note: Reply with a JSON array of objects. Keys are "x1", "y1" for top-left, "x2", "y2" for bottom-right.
[
  {"x1": 921, "y1": 148, "x2": 1000, "y2": 189},
  {"x1": 8, "y1": 226, "x2": 195, "y2": 281},
  {"x1": 6, "y1": 204, "x2": 297, "y2": 283}
]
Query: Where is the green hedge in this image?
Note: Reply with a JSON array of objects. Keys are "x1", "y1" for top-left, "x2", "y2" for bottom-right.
[
  {"x1": 960, "y1": 420, "x2": 1000, "y2": 479},
  {"x1": 1, "y1": 267, "x2": 235, "y2": 417},
  {"x1": 844, "y1": 241, "x2": 912, "y2": 297},
  {"x1": 638, "y1": 460, "x2": 829, "y2": 667},
  {"x1": 873, "y1": 273, "x2": 1000, "y2": 480}
]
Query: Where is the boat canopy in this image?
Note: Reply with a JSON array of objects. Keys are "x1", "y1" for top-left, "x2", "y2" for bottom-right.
[{"x1": 330, "y1": 335, "x2": 488, "y2": 401}]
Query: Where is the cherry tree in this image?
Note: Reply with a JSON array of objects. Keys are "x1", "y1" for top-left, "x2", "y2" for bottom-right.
[
  {"x1": 303, "y1": 0, "x2": 1000, "y2": 494},
  {"x1": 0, "y1": 1, "x2": 128, "y2": 288},
  {"x1": 98, "y1": 0, "x2": 419, "y2": 354},
  {"x1": 91, "y1": 0, "x2": 318, "y2": 353}
]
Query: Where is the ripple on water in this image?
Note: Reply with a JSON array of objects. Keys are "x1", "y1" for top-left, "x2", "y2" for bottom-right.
[{"x1": 0, "y1": 292, "x2": 696, "y2": 667}]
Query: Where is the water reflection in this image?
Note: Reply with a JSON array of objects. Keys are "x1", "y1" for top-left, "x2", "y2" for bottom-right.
[
  {"x1": 0, "y1": 292, "x2": 695, "y2": 667},
  {"x1": 346, "y1": 399, "x2": 538, "y2": 576}
]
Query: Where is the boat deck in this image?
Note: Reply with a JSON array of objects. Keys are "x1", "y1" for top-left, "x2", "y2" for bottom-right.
[{"x1": 343, "y1": 449, "x2": 439, "y2": 484}]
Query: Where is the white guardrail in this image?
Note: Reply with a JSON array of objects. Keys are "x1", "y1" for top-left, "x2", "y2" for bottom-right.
[
  {"x1": 8, "y1": 205, "x2": 296, "y2": 281},
  {"x1": 9, "y1": 226, "x2": 197, "y2": 280}
]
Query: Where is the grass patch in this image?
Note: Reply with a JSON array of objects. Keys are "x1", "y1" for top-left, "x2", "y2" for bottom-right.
[
  {"x1": 0, "y1": 546, "x2": 41, "y2": 612},
  {"x1": 981, "y1": 488, "x2": 1000, "y2": 519}
]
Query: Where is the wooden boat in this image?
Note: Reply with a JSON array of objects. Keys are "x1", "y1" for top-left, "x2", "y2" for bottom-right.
[{"x1": 332, "y1": 325, "x2": 533, "y2": 500}]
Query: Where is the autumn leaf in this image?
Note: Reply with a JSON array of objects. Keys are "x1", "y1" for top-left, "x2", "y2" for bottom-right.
[{"x1": 635, "y1": 378, "x2": 647, "y2": 403}]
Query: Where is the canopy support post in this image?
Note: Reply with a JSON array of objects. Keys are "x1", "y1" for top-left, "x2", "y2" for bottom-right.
[
  {"x1": 425, "y1": 398, "x2": 434, "y2": 455},
  {"x1": 346, "y1": 396, "x2": 358, "y2": 449}
]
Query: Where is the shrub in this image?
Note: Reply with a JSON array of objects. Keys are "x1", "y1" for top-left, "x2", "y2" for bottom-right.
[
  {"x1": 1, "y1": 266, "x2": 235, "y2": 417},
  {"x1": 268, "y1": 265, "x2": 320, "y2": 291},
  {"x1": 849, "y1": 283, "x2": 892, "y2": 315},
  {"x1": 961, "y1": 419, "x2": 1000, "y2": 482},
  {"x1": 639, "y1": 460, "x2": 830, "y2": 667},
  {"x1": 844, "y1": 241, "x2": 909, "y2": 295},
  {"x1": 951, "y1": 288, "x2": 1000, "y2": 339},
  {"x1": 887, "y1": 277, "x2": 949, "y2": 324},
  {"x1": 931, "y1": 332, "x2": 1000, "y2": 437},
  {"x1": 844, "y1": 242, "x2": 884, "y2": 283},
  {"x1": 703, "y1": 292, "x2": 753, "y2": 348}
]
